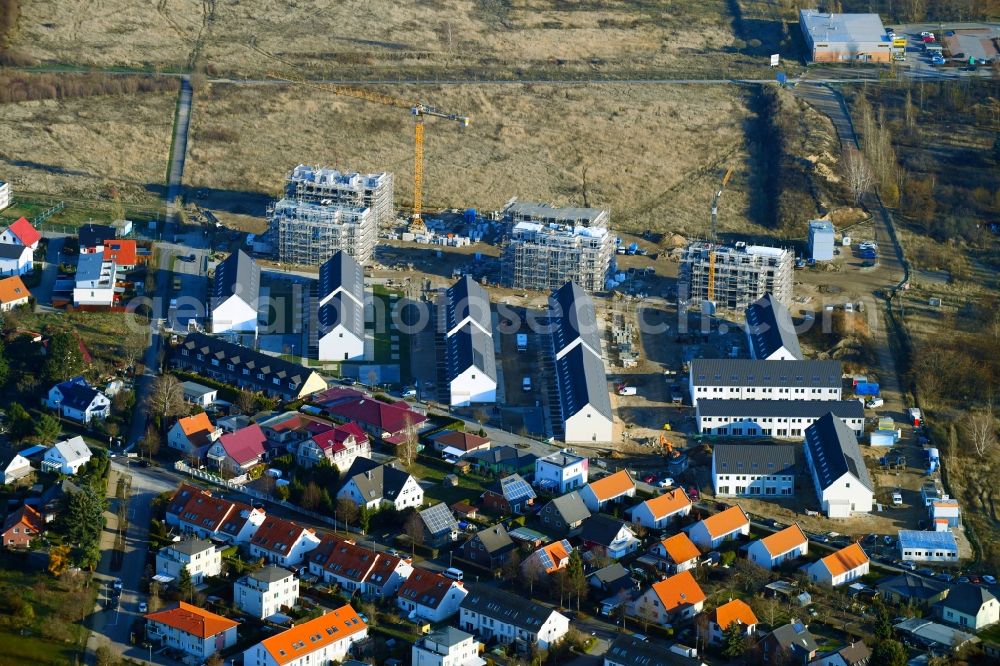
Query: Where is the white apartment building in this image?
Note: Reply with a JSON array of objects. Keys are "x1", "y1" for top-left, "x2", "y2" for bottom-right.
[
  {"x1": 234, "y1": 566, "x2": 300, "y2": 619},
  {"x1": 155, "y1": 539, "x2": 221, "y2": 585},
  {"x1": 459, "y1": 585, "x2": 570, "y2": 650},
  {"x1": 145, "y1": 602, "x2": 238, "y2": 661},
  {"x1": 242, "y1": 604, "x2": 368, "y2": 666},
  {"x1": 73, "y1": 252, "x2": 118, "y2": 306},
  {"x1": 412, "y1": 627, "x2": 486, "y2": 666},
  {"x1": 712, "y1": 444, "x2": 796, "y2": 498},
  {"x1": 697, "y1": 399, "x2": 864, "y2": 439},
  {"x1": 534, "y1": 449, "x2": 589, "y2": 494},
  {"x1": 688, "y1": 359, "x2": 843, "y2": 407}
]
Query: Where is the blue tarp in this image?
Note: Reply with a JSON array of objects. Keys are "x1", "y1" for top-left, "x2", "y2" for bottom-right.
[{"x1": 856, "y1": 381, "x2": 880, "y2": 396}]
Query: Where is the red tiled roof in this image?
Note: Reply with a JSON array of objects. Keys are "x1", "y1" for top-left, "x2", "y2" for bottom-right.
[
  {"x1": 398, "y1": 569, "x2": 458, "y2": 609},
  {"x1": 250, "y1": 516, "x2": 313, "y2": 556},
  {"x1": 364, "y1": 552, "x2": 407, "y2": 586},
  {"x1": 314, "y1": 538, "x2": 379, "y2": 582},
  {"x1": 144, "y1": 601, "x2": 238, "y2": 638},
  {"x1": 218, "y1": 423, "x2": 266, "y2": 465},
  {"x1": 2, "y1": 504, "x2": 43, "y2": 535},
  {"x1": 322, "y1": 397, "x2": 428, "y2": 435},
  {"x1": 312, "y1": 422, "x2": 368, "y2": 452},
  {"x1": 433, "y1": 430, "x2": 491, "y2": 451},
  {"x1": 103, "y1": 239, "x2": 137, "y2": 266},
  {"x1": 168, "y1": 485, "x2": 256, "y2": 533},
  {"x1": 8, "y1": 217, "x2": 40, "y2": 247},
  {"x1": 260, "y1": 604, "x2": 366, "y2": 665}
]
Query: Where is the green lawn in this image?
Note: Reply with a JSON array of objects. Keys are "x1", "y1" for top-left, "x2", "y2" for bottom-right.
[
  {"x1": 0, "y1": 629, "x2": 79, "y2": 664},
  {"x1": 410, "y1": 457, "x2": 492, "y2": 506}
]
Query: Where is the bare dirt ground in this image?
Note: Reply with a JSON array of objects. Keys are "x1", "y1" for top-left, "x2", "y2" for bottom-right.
[
  {"x1": 185, "y1": 82, "x2": 751, "y2": 237},
  {"x1": 0, "y1": 93, "x2": 176, "y2": 204}
]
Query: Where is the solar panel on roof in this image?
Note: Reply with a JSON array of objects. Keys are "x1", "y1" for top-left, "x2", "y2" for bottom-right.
[{"x1": 501, "y1": 475, "x2": 536, "y2": 502}]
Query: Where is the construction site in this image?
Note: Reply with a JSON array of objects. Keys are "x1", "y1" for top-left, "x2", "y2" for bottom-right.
[
  {"x1": 500, "y1": 201, "x2": 615, "y2": 293},
  {"x1": 678, "y1": 241, "x2": 795, "y2": 311},
  {"x1": 268, "y1": 165, "x2": 393, "y2": 266}
]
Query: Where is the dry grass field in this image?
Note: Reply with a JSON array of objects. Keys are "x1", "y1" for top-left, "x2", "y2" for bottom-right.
[
  {"x1": 16, "y1": 0, "x2": 747, "y2": 78},
  {"x1": 187, "y1": 82, "x2": 753, "y2": 237},
  {"x1": 0, "y1": 92, "x2": 175, "y2": 203}
]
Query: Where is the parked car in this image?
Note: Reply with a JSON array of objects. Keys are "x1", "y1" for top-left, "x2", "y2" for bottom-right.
[
  {"x1": 968, "y1": 575, "x2": 982, "y2": 584},
  {"x1": 138, "y1": 601, "x2": 148, "y2": 613},
  {"x1": 936, "y1": 573, "x2": 954, "y2": 583},
  {"x1": 866, "y1": 398, "x2": 884, "y2": 409},
  {"x1": 957, "y1": 576, "x2": 970, "y2": 584},
  {"x1": 983, "y1": 575, "x2": 997, "y2": 585},
  {"x1": 642, "y1": 474, "x2": 657, "y2": 484},
  {"x1": 892, "y1": 491, "x2": 903, "y2": 506},
  {"x1": 884, "y1": 536, "x2": 895, "y2": 546},
  {"x1": 658, "y1": 478, "x2": 675, "y2": 489},
  {"x1": 917, "y1": 568, "x2": 936, "y2": 577}
]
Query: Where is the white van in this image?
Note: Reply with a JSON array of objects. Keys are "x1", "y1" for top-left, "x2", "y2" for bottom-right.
[
  {"x1": 522, "y1": 377, "x2": 532, "y2": 392},
  {"x1": 443, "y1": 567, "x2": 464, "y2": 582}
]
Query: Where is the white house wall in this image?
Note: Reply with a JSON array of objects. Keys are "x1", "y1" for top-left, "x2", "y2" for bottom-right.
[
  {"x1": 564, "y1": 405, "x2": 613, "y2": 444},
  {"x1": 318, "y1": 325, "x2": 365, "y2": 362}
]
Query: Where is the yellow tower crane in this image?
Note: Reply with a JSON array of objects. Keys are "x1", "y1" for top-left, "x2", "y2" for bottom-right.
[
  {"x1": 268, "y1": 73, "x2": 470, "y2": 230},
  {"x1": 707, "y1": 166, "x2": 734, "y2": 303}
]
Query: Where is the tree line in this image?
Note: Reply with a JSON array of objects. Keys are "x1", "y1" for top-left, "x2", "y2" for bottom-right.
[{"x1": 0, "y1": 71, "x2": 179, "y2": 105}]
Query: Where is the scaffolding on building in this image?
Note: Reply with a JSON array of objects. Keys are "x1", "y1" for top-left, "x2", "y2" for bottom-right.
[{"x1": 678, "y1": 241, "x2": 793, "y2": 312}]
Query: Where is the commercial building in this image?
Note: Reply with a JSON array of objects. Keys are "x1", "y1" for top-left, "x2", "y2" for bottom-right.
[
  {"x1": 803, "y1": 413, "x2": 874, "y2": 517},
  {"x1": 443, "y1": 276, "x2": 497, "y2": 406},
  {"x1": 316, "y1": 251, "x2": 366, "y2": 362},
  {"x1": 234, "y1": 566, "x2": 300, "y2": 619},
  {"x1": 712, "y1": 443, "x2": 797, "y2": 498},
  {"x1": 501, "y1": 201, "x2": 613, "y2": 293},
  {"x1": 145, "y1": 602, "x2": 238, "y2": 661},
  {"x1": 242, "y1": 604, "x2": 368, "y2": 666},
  {"x1": 696, "y1": 399, "x2": 864, "y2": 438},
  {"x1": 679, "y1": 241, "x2": 793, "y2": 312},
  {"x1": 534, "y1": 450, "x2": 589, "y2": 494},
  {"x1": 270, "y1": 165, "x2": 390, "y2": 266},
  {"x1": 808, "y1": 220, "x2": 836, "y2": 261},
  {"x1": 688, "y1": 358, "x2": 842, "y2": 407},
  {"x1": 459, "y1": 585, "x2": 570, "y2": 650},
  {"x1": 156, "y1": 539, "x2": 221, "y2": 585},
  {"x1": 799, "y1": 9, "x2": 891, "y2": 63},
  {"x1": 745, "y1": 293, "x2": 802, "y2": 360},
  {"x1": 412, "y1": 627, "x2": 485, "y2": 666},
  {"x1": 898, "y1": 530, "x2": 959, "y2": 563},
  {"x1": 211, "y1": 249, "x2": 260, "y2": 334}
]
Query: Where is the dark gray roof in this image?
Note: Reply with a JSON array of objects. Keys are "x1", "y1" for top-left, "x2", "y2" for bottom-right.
[
  {"x1": 690, "y1": 359, "x2": 842, "y2": 388},
  {"x1": 605, "y1": 635, "x2": 702, "y2": 666},
  {"x1": 769, "y1": 621, "x2": 819, "y2": 653},
  {"x1": 168, "y1": 538, "x2": 215, "y2": 556},
  {"x1": 459, "y1": 584, "x2": 558, "y2": 632},
  {"x1": 78, "y1": 223, "x2": 115, "y2": 248},
  {"x1": 213, "y1": 249, "x2": 260, "y2": 310},
  {"x1": 876, "y1": 573, "x2": 950, "y2": 601},
  {"x1": 590, "y1": 562, "x2": 629, "y2": 585},
  {"x1": 698, "y1": 399, "x2": 863, "y2": 419},
  {"x1": 318, "y1": 250, "x2": 363, "y2": 303},
  {"x1": 179, "y1": 333, "x2": 323, "y2": 395},
  {"x1": 938, "y1": 583, "x2": 996, "y2": 616},
  {"x1": 556, "y1": 343, "x2": 612, "y2": 421},
  {"x1": 0, "y1": 243, "x2": 28, "y2": 259},
  {"x1": 318, "y1": 292, "x2": 365, "y2": 339},
  {"x1": 342, "y1": 457, "x2": 414, "y2": 503},
  {"x1": 447, "y1": 322, "x2": 497, "y2": 382},
  {"x1": 746, "y1": 293, "x2": 803, "y2": 360},
  {"x1": 248, "y1": 565, "x2": 294, "y2": 584},
  {"x1": 55, "y1": 377, "x2": 103, "y2": 411},
  {"x1": 545, "y1": 492, "x2": 591, "y2": 524},
  {"x1": 579, "y1": 514, "x2": 630, "y2": 547},
  {"x1": 446, "y1": 275, "x2": 491, "y2": 334},
  {"x1": 418, "y1": 502, "x2": 459, "y2": 537},
  {"x1": 424, "y1": 626, "x2": 474, "y2": 648},
  {"x1": 831, "y1": 641, "x2": 871, "y2": 666},
  {"x1": 550, "y1": 282, "x2": 601, "y2": 356},
  {"x1": 471, "y1": 524, "x2": 515, "y2": 554},
  {"x1": 804, "y1": 413, "x2": 873, "y2": 491},
  {"x1": 713, "y1": 443, "x2": 797, "y2": 476},
  {"x1": 538, "y1": 450, "x2": 587, "y2": 468},
  {"x1": 467, "y1": 445, "x2": 536, "y2": 468}
]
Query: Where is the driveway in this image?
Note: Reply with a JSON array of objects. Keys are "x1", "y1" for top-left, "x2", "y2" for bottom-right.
[{"x1": 35, "y1": 235, "x2": 65, "y2": 306}]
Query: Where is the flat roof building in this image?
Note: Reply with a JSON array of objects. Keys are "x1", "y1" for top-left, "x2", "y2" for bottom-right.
[
  {"x1": 799, "y1": 9, "x2": 891, "y2": 63},
  {"x1": 679, "y1": 241, "x2": 793, "y2": 312}
]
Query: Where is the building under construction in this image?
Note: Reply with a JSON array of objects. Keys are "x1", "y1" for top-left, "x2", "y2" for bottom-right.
[
  {"x1": 679, "y1": 241, "x2": 793, "y2": 311},
  {"x1": 500, "y1": 200, "x2": 614, "y2": 293},
  {"x1": 269, "y1": 165, "x2": 393, "y2": 266}
]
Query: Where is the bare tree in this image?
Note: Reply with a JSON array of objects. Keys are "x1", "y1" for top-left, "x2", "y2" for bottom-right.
[
  {"x1": 397, "y1": 415, "x2": 419, "y2": 468},
  {"x1": 150, "y1": 375, "x2": 186, "y2": 423},
  {"x1": 963, "y1": 406, "x2": 997, "y2": 457},
  {"x1": 403, "y1": 512, "x2": 425, "y2": 554},
  {"x1": 142, "y1": 425, "x2": 162, "y2": 458},
  {"x1": 336, "y1": 498, "x2": 359, "y2": 527},
  {"x1": 844, "y1": 148, "x2": 874, "y2": 205},
  {"x1": 523, "y1": 556, "x2": 544, "y2": 595},
  {"x1": 121, "y1": 330, "x2": 147, "y2": 370},
  {"x1": 236, "y1": 390, "x2": 258, "y2": 416}
]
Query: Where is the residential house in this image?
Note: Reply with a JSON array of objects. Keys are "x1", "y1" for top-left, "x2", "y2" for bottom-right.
[
  {"x1": 482, "y1": 474, "x2": 537, "y2": 515},
  {"x1": 308, "y1": 536, "x2": 413, "y2": 599},
  {"x1": 180, "y1": 381, "x2": 218, "y2": 407},
  {"x1": 0, "y1": 217, "x2": 41, "y2": 251},
  {"x1": 466, "y1": 446, "x2": 537, "y2": 478},
  {"x1": 459, "y1": 524, "x2": 516, "y2": 570},
  {"x1": 578, "y1": 514, "x2": 640, "y2": 560},
  {"x1": 258, "y1": 410, "x2": 334, "y2": 453},
  {"x1": 630, "y1": 570, "x2": 707, "y2": 624},
  {"x1": 167, "y1": 412, "x2": 221, "y2": 460},
  {"x1": 211, "y1": 249, "x2": 260, "y2": 333},
  {"x1": 156, "y1": 539, "x2": 222, "y2": 585},
  {"x1": 761, "y1": 621, "x2": 818, "y2": 664},
  {"x1": 459, "y1": 585, "x2": 570, "y2": 650},
  {"x1": 166, "y1": 485, "x2": 265, "y2": 544},
  {"x1": 806, "y1": 543, "x2": 870, "y2": 587},
  {"x1": 44, "y1": 377, "x2": 110, "y2": 424},
  {"x1": 747, "y1": 524, "x2": 809, "y2": 570},
  {"x1": 935, "y1": 584, "x2": 999, "y2": 631},
  {"x1": 297, "y1": 422, "x2": 370, "y2": 471},
  {"x1": 628, "y1": 489, "x2": 692, "y2": 530},
  {"x1": 174, "y1": 333, "x2": 328, "y2": 401},
  {"x1": 418, "y1": 503, "x2": 461, "y2": 547},
  {"x1": 77, "y1": 223, "x2": 116, "y2": 251},
  {"x1": 876, "y1": 573, "x2": 950, "y2": 608},
  {"x1": 588, "y1": 562, "x2": 639, "y2": 610},
  {"x1": 549, "y1": 282, "x2": 613, "y2": 444},
  {"x1": 712, "y1": 443, "x2": 797, "y2": 498},
  {"x1": 688, "y1": 505, "x2": 750, "y2": 550},
  {"x1": 206, "y1": 424, "x2": 267, "y2": 475},
  {"x1": 579, "y1": 470, "x2": 636, "y2": 513},
  {"x1": 0, "y1": 242, "x2": 33, "y2": 277},
  {"x1": 234, "y1": 565, "x2": 300, "y2": 619},
  {"x1": 316, "y1": 390, "x2": 429, "y2": 445},
  {"x1": 809, "y1": 641, "x2": 872, "y2": 666},
  {"x1": 803, "y1": 413, "x2": 874, "y2": 517},
  {"x1": 653, "y1": 533, "x2": 701, "y2": 574},
  {"x1": 397, "y1": 568, "x2": 468, "y2": 623},
  {"x1": 0, "y1": 275, "x2": 30, "y2": 311},
  {"x1": 412, "y1": 627, "x2": 485, "y2": 666},
  {"x1": 688, "y1": 358, "x2": 842, "y2": 407},
  {"x1": 242, "y1": 605, "x2": 367, "y2": 666},
  {"x1": 431, "y1": 430, "x2": 491, "y2": 458},
  {"x1": 898, "y1": 530, "x2": 959, "y2": 563},
  {"x1": 73, "y1": 252, "x2": 117, "y2": 306},
  {"x1": 317, "y1": 251, "x2": 366, "y2": 362},
  {"x1": 145, "y1": 602, "x2": 239, "y2": 661},
  {"x1": 337, "y1": 458, "x2": 424, "y2": 511},
  {"x1": 604, "y1": 635, "x2": 707, "y2": 666},
  {"x1": 103, "y1": 239, "x2": 137, "y2": 270},
  {"x1": 707, "y1": 598, "x2": 758, "y2": 646},
  {"x1": 28, "y1": 478, "x2": 83, "y2": 523},
  {"x1": 2, "y1": 504, "x2": 44, "y2": 548},
  {"x1": 746, "y1": 293, "x2": 803, "y2": 361},
  {"x1": 537, "y1": 492, "x2": 591, "y2": 534},
  {"x1": 444, "y1": 276, "x2": 497, "y2": 406},
  {"x1": 697, "y1": 399, "x2": 864, "y2": 439},
  {"x1": 248, "y1": 516, "x2": 321, "y2": 567},
  {"x1": 523, "y1": 539, "x2": 573, "y2": 576},
  {"x1": 534, "y1": 449, "x2": 589, "y2": 494},
  {"x1": 41, "y1": 436, "x2": 93, "y2": 475},
  {"x1": 2, "y1": 453, "x2": 33, "y2": 485}
]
